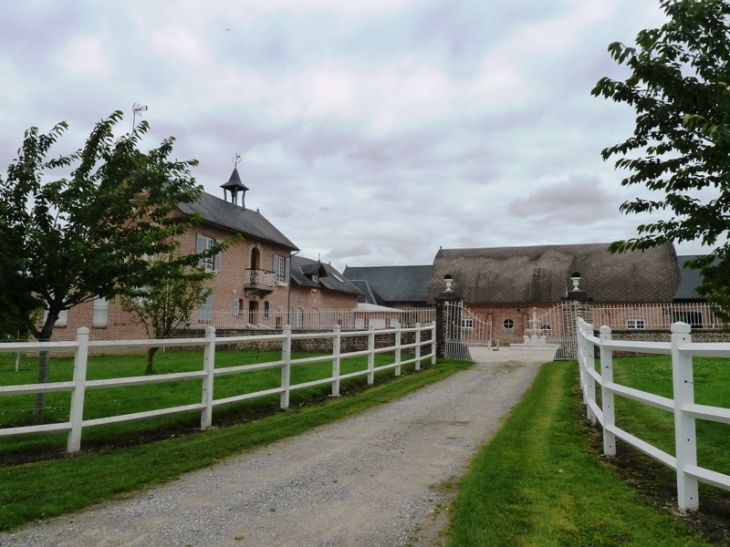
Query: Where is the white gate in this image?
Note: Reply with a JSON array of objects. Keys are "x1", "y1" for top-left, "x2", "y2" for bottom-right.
[
  {"x1": 444, "y1": 302, "x2": 492, "y2": 360},
  {"x1": 538, "y1": 304, "x2": 573, "y2": 360}
]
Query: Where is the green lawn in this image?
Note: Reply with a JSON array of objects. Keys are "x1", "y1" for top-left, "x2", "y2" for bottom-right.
[
  {"x1": 0, "y1": 348, "x2": 429, "y2": 456},
  {"x1": 445, "y1": 361, "x2": 713, "y2": 546}
]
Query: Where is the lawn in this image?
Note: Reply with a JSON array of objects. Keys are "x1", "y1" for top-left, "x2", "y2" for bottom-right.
[{"x1": 445, "y1": 361, "x2": 714, "y2": 546}]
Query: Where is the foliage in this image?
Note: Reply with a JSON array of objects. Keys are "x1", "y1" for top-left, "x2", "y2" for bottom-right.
[
  {"x1": 0, "y1": 111, "x2": 223, "y2": 420},
  {"x1": 592, "y1": 0, "x2": 730, "y2": 320},
  {"x1": 119, "y1": 254, "x2": 214, "y2": 373}
]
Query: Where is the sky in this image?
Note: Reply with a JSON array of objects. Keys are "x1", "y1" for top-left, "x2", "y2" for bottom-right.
[{"x1": 0, "y1": 0, "x2": 709, "y2": 272}]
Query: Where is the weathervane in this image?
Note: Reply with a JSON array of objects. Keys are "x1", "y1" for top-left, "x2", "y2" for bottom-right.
[
  {"x1": 233, "y1": 153, "x2": 241, "y2": 167},
  {"x1": 132, "y1": 103, "x2": 148, "y2": 134}
]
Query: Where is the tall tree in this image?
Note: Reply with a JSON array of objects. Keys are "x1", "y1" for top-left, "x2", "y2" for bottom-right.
[
  {"x1": 592, "y1": 0, "x2": 730, "y2": 321},
  {"x1": 119, "y1": 254, "x2": 214, "y2": 374},
  {"x1": 0, "y1": 111, "x2": 222, "y2": 422}
]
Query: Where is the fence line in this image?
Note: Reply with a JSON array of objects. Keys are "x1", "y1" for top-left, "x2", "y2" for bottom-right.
[
  {"x1": 0, "y1": 323, "x2": 436, "y2": 452},
  {"x1": 576, "y1": 317, "x2": 730, "y2": 512},
  {"x1": 591, "y1": 302, "x2": 724, "y2": 330}
]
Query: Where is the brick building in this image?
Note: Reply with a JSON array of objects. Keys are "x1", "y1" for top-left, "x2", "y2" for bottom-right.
[
  {"x1": 288, "y1": 256, "x2": 362, "y2": 329},
  {"x1": 426, "y1": 242, "x2": 681, "y2": 345},
  {"x1": 46, "y1": 167, "x2": 299, "y2": 340}
]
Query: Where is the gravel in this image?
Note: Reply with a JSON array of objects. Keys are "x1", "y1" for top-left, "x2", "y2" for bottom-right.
[{"x1": 0, "y1": 354, "x2": 545, "y2": 547}]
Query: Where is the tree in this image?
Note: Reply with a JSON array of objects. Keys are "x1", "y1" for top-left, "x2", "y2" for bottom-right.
[
  {"x1": 119, "y1": 254, "x2": 213, "y2": 374},
  {"x1": 592, "y1": 0, "x2": 730, "y2": 321},
  {"x1": 0, "y1": 111, "x2": 223, "y2": 422}
]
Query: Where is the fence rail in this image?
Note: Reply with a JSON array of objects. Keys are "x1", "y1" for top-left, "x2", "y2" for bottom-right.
[
  {"x1": 0, "y1": 323, "x2": 436, "y2": 452},
  {"x1": 576, "y1": 317, "x2": 730, "y2": 512}
]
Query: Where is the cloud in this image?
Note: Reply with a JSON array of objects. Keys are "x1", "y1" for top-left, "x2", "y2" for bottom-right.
[{"x1": 507, "y1": 174, "x2": 623, "y2": 225}]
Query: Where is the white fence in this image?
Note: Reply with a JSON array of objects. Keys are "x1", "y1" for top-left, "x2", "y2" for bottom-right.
[
  {"x1": 0, "y1": 323, "x2": 436, "y2": 453},
  {"x1": 576, "y1": 318, "x2": 730, "y2": 512},
  {"x1": 591, "y1": 302, "x2": 724, "y2": 330}
]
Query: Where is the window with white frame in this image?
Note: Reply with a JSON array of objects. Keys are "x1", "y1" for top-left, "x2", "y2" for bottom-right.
[
  {"x1": 199, "y1": 294, "x2": 213, "y2": 322},
  {"x1": 503, "y1": 318, "x2": 515, "y2": 331},
  {"x1": 264, "y1": 301, "x2": 273, "y2": 318},
  {"x1": 43, "y1": 309, "x2": 68, "y2": 327},
  {"x1": 462, "y1": 318, "x2": 474, "y2": 330},
  {"x1": 196, "y1": 234, "x2": 221, "y2": 272},
  {"x1": 232, "y1": 298, "x2": 243, "y2": 316},
  {"x1": 93, "y1": 298, "x2": 109, "y2": 327},
  {"x1": 274, "y1": 255, "x2": 289, "y2": 284},
  {"x1": 627, "y1": 318, "x2": 646, "y2": 329}
]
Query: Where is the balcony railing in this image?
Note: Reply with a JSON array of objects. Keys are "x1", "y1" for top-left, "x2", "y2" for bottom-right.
[{"x1": 245, "y1": 268, "x2": 276, "y2": 288}]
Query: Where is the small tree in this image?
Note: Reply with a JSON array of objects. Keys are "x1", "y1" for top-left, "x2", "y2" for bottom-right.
[
  {"x1": 0, "y1": 111, "x2": 223, "y2": 422},
  {"x1": 592, "y1": 0, "x2": 730, "y2": 321},
  {"x1": 120, "y1": 255, "x2": 214, "y2": 373}
]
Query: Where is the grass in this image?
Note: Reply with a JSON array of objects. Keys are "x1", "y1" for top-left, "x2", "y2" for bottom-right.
[
  {"x1": 444, "y1": 361, "x2": 712, "y2": 547},
  {"x1": 0, "y1": 355, "x2": 471, "y2": 532},
  {"x1": 608, "y1": 355, "x2": 730, "y2": 479},
  {"x1": 0, "y1": 347, "x2": 420, "y2": 456}
]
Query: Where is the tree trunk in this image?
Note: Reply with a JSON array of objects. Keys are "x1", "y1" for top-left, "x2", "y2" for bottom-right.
[
  {"x1": 32, "y1": 317, "x2": 57, "y2": 425},
  {"x1": 147, "y1": 346, "x2": 159, "y2": 374},
  {"x1": 33, "y1": 350, "x2": 51, "y2": 425}
]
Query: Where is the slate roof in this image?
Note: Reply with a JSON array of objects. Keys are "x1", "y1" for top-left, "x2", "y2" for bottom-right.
[
  {"x1": 428, "y1": 242, "x2": 680, "y2": 304},
  {"x1": 291, "y1": 256, "x2": 362, "y2": 296},
  {"x1": 178, "y1": 192, "x2": 298, "y2": 251},
  {"x1": 343, "y1": 265, "x2": 432, "y2": 304},
  {"x1": 675, "y1": 255, "x2": 706, "y2": 300},
  {"x1": 348, "y1": 280, "x2": 387, "y2": 305}
]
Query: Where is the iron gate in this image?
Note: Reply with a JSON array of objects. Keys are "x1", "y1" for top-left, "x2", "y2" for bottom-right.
[{"x1": 444, "y1": 301, "x2": 492, "y2": 360}]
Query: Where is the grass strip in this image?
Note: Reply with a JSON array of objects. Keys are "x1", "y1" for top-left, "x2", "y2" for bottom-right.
[
  {"x1": 0, "y1": 358, "x2": 470, "y2": 532},
  {"x1": 445, "y1": 361, "x2": 711, "y2": 547}
]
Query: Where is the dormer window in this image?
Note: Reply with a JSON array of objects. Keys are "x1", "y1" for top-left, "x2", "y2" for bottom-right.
[{"x1": 312, "y1": 273, "x2": 318, "y2": 284}]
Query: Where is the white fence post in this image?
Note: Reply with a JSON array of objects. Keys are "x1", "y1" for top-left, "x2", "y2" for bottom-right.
[
  {"x1": 67, "y1": 327, "x2": 90, "y2": 453},
  {"x1": 583, "y1": 321, "x2": 597, "y2": 424},
  {"x1": 415, "y1": 323, "x2": 421, "y2": 371},
  {"x1": 599, "y1": 325, "x2": 616, "y2": 456},
  {"x1": 332, "y1": 325, "x2": 341, "y2": 397},
  {"x1": 281, "y1": 325, "x2": 292, "y2": 409},
  {"x1": 367, "y1": 324, "x2": 375, "y2": 385},
  {"x1": 671, "y1": 322, "x2": 699, "y2": 512},
  {"x1": 395, "y1": 324, "x2": 402, "y2": 376},
  {"x1": 201, "y1": 326, "x2": 216, "y2": 430},
  {"x1": 430, "y1": 322, "x2": 436, "y2": 365}
]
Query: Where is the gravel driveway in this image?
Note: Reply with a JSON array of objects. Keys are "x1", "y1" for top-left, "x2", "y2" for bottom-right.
[{"x1": 1, "y1": 353, "x2": 547, "y2": 547}]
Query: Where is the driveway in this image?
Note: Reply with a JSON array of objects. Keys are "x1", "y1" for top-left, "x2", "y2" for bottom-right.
[{"x1": 0, "y1": 355, "x2": 548, "y2": 547}]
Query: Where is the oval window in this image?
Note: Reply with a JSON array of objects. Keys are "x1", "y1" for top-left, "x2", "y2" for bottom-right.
[{"x1": 503, "y1": 318, "x2": 515, "y2": 331}]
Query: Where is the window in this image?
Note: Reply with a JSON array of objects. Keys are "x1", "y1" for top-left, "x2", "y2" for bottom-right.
[
  {"x1": 232, "y1": 299, "x2": 243, "y2": 316},
  {"x1": 199, "y1": 294, "x2": 213, "y2": 323},
  {"x1": 627, "y1": 318, "x2": 646, "y2": 329},
  {"x1": 274, "y1": 255, "x2": 289, "y2": 284},
  {"x1": 673, "y1": 312, "x2": 703, "y2": 329},
  {"x1": 93, "y1": 298, "x2": 109, "y2": 327},
  {"x1": 43, "y1": 309, "x2": 68, "y2": 327},
  {"x1": 503, "y1": 318, "x2": 515, "y2": 331},
  {"x1": 462, "y1": 318, "x2": 474, "y2": 330},
  {"x1": 325, "y1": 309, "x2": 332, "y2": 329},
  {"x1": 264, "y1": 301, "x2": 273, "y2": 318},
  {"x1": 196, "y1": 234, "x2": 221, "y2": 272},
  {"x1": 291, "y1": 308, "x2": 304, "y2": 329},
  {"x1": 541, "y1": 324, "x2": 551, "y2": 332}
]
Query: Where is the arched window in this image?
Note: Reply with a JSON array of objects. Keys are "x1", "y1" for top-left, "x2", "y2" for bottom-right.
[{"x1": 250, "y1": 247, "x2": 260, "y2": 270}]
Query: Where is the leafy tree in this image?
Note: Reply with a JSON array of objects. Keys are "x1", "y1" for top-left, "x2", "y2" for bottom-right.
[
  {"x1": 0, "y1": 111, "x2": 223, "y2": 422},
  {"x1": 592, "y1": 0, "x2": 730, "y2": 321},
  {"x1": 119, "y1": 254, "x2": 213, "y2": 374}
]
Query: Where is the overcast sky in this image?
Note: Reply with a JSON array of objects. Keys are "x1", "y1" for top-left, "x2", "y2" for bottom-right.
[{"x1": 0, "y1": 0, "x2": 708, "y2": 272}]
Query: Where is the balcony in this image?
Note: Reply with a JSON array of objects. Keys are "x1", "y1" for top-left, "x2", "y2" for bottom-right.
[{"x1": 244, "y1": 268, "x2": 276, "y2": 298}]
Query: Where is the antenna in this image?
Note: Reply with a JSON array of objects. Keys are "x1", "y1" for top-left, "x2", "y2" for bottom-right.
[{"x1": 132, "y1": 103, "x2": 148, "y2": 134}]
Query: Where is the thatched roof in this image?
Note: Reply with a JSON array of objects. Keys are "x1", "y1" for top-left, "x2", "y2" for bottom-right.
[{"x1": 428, "y1": 242, "x2": 680, "y2": 304}]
